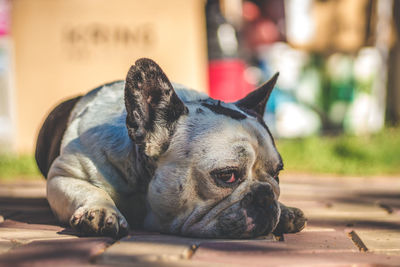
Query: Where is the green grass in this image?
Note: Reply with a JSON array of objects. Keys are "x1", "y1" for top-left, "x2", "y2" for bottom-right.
[
  {"x1": 1, "y1": 128, "x2": 400, "y2": 180},
  {"x1": 276, "y1": 128, "x2": 400, "y2": 176},
  {"x1": 0, "y1": 154, "x2": 41, "y2": 180}
]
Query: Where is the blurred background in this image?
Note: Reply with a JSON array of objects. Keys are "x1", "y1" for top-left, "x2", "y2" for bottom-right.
[{"x1": 0, "y1": 0, "x2": 399, "y2": 178}]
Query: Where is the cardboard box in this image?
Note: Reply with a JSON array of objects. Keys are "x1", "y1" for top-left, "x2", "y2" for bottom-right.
[{"x1": 11, "y1": 0, "x2": 207, "y2": 152}]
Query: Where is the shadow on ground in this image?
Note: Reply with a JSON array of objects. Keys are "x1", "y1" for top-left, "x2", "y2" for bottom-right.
[{"x1": 0, "y1": 196, "x2": 58, "y2": 225}]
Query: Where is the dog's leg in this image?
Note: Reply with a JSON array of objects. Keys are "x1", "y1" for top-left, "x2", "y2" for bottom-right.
[
  {"x1": 47, "y1": 176, "x2": 129, "y2": 238},
  {"x1": 273, "y1": 202, "x2": 307, "y2": 235}
]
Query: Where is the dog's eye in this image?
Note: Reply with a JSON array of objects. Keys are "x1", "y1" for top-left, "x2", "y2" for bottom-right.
[
  {"x1": 216, "y1": 172, "x2": 236, "y2": 183},
  {"x1": 211, "y1": 168, "x2": 240, "y2": 185}
]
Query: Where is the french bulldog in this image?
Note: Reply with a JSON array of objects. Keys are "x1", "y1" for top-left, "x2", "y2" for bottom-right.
[{"x1": 35, "y1": 58, "x2": 306, "y2": 239}]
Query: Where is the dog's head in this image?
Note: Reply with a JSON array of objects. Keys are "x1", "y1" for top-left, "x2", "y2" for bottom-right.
[{"x1": 125, "y1": 58, "x2": 282, "y2": 238}]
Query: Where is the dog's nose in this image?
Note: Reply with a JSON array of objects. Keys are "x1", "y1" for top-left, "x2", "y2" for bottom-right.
[{"x1": 241, "y1": 183, "x2": 275, "y2": 208}]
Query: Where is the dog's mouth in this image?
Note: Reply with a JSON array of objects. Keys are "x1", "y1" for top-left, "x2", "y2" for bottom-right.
[
  {"x1": 179, "y1": 195, "x2": 240, "y2": 236},
  {"x1": 211, "y1": 201, "x2": 280, "y2": 238},
  {"x1": 179, "y1": 190, "x2": 280, "y2": 239},
  {"x1": 214, "y1": 200, "x2": 280, "y2": 238}
]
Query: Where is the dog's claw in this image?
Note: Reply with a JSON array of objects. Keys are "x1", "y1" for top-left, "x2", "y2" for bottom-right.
[{"x1": 69, "y1": 206, "x2": 129, "y2": 239}]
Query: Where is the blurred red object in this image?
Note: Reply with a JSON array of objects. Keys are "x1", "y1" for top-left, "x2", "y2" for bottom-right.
[
  {"x1": 243, "y1": 1, "x2": 260, "y2": 22},
  {"x1": 208, "y1": 59, "x2": 253, "y2": 102}
]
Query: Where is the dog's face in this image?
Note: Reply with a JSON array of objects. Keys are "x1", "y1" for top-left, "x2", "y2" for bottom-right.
[{"x1": 125, "y1": 59, "x2": 282, "y2": 238}]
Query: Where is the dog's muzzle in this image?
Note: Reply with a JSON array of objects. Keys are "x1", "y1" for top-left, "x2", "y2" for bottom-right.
[{"x1": 215, "y1": 183, "x2": 281, "y2": 238}]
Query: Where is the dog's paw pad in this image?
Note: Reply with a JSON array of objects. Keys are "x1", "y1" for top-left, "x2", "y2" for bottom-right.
[
  {"x1": 69, "y1": 207, "x2": 129, "y2": 239},
  {"x1": 274, "y1": 206, "x2": 307, "y2": 235}
]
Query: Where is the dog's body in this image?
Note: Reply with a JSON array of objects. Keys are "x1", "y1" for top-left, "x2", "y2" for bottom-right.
[{"x1": 36, "y1": 58, "x2": 306, "y2": 238}]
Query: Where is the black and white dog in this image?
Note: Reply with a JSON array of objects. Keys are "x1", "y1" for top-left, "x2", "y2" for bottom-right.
[{"x1": 36, "y1": 58, "x2": 306, "y2": 238}]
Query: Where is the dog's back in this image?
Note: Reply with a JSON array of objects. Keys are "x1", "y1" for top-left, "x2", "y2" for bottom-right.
[
  {"x1": 34, "y1": 81, "x2": 206, "y2": 179},
  {"x1": 35, "y1": 96, "x2": 82, "y2": 177}
]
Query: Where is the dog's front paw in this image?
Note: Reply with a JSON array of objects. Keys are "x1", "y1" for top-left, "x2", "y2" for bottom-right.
[
  {"x1": 273, "y1": 206, "x2": 307, "y2": 235},
  {"x1": 70, "y1": 206, "x2": 129, "y2": 239}
]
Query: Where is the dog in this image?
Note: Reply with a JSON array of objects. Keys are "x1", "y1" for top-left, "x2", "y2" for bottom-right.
[{"x1": 35, "y1": 58, "x2": 306, "y2": 239}]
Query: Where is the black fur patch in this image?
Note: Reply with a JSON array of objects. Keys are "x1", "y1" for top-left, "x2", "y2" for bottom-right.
[
  {"x1": 35, "y1": 96, "x2": 82, "y2": 177},
  {"x1": 201, "y1": 101, "x2": 247, "y2": 120}
]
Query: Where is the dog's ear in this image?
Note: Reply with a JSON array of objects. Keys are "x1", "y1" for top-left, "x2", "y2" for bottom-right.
[
  {"x1": 124, "y1": 58, "x2": 188, "y2": 158},
  {"x1": 235, "y1": 73, "x2": 279, "y2": 116}
]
